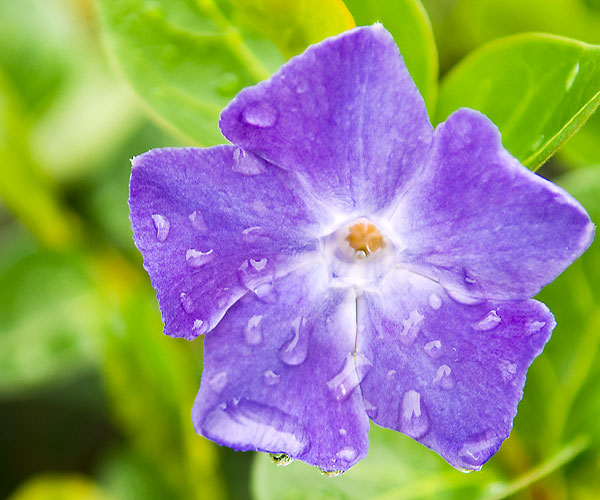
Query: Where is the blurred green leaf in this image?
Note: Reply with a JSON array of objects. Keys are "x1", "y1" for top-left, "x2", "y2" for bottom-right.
[
  {"x1": 97, "y1": 0, "x2": 354, "y2": 144},
  {"x1": 252, "y1": 425, "x2": 487, "y2": 500},
  {"x1": 343, "y1": 0, "x2": 438, "y2": 114},
  {"x1": 7, "y1": 474, "x2": 112, "y2": 500},
  {"x1": 435, "y1": 34, "x2": 600, "y2": 170},
  {"x1": 0, "y1": 233, "x2": 102, "y2": 395}
]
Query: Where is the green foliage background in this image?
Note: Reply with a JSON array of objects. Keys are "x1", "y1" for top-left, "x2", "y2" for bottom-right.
[{"x1": 1, "y1": 1, "x2": 599, "y2": 499}]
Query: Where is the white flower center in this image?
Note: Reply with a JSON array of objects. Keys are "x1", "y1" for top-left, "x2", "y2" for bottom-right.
[{"x1": 320, "y1": 217, "x2": 394, "y2": 290}]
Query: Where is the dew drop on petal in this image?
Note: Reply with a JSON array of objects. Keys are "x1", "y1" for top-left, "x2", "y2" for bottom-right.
[
  {"x1": 278, "y1": 317, "x2": 309, "y2": 366},
  {"x1": 238, "y1": 259, "x2": 274, "y2": 295},
  {"x1": 250, "y1": 258, "x2": 268, "y2": 271},
  {"x1": 339, "y1": 428, "x2": 347, "y2": 436},
  {"x1": 241, "y1": 226, "x2": 267, "y2": 243},
  {"x1": 387, "y1": 369, "x2": 396, "y2": 378},
  {"x1": 399, "y1": 309, "x2": 424, "y2": 346},
  {"x1": 186, "y1": 248, "x2": 214, "y2": 267},
  {"x1": 424, "y1": 340, "x2": 442, "y2": 358},
  {"x1": 336, "y1": 446, "x2": 357, "y2": 462},
  {"x1": 363, "y1": 398, "x2": 378, "y2": 418},
  {"x1": 209, "y1": 371, "x2": 228, "y2": 393},
  {"x1": 326, "y1": 353, "x2": 372, "y2": 401},
  {"x1": 428, "y1": 293, "x2": 442, "y2": 310},
  {"x1": 472, "y1": 310, "x2": 501, "y2": 331},
  {"x1": 232, "y1": 147, "x2": 267, "y2": 175},
  {"x1": 241, "y1": 101, "x2": 277, "y2": 128},
  {"x1": 179, "y1": 292, "x2": 194, "y2": 314},
  {"x1": 400, "y1": 390, "x2": 430, "y2": 439},
  {"x1": 193, "y1": 319, "x2": 209, "y2": 335},
  {"x1": 244, "y1": 315, "x2": 263, "y2": 345},
  {"x1": 151, "y1": 214, "x2": 170, "y2": 242},
  {"x1": 527, "y1": 320, "x2": 546, "y2": 335},
  {"x1": 433, "y1": 364, "x2": 455, "y2": 390},
  {"x1": 458, "y1": 432, "x2": 499, "y2": 468},
  {"x1": 320, "y1": 469, "x2": 343, "y2": 478},
  {"x1": 202, "y1": 400, "x2": 309, "y2": 456},
  {"x1": 270, "y1": 453, "x2": 293, "y2": 466},
  {"x1": 263, "y1": 370, "x2": 280, "y2": 386},
  {"x1": 189, "y1": 211, "x2": 208, "y2": 233}
]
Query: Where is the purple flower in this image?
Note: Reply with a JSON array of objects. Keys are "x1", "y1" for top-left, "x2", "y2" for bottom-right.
[{"x1": 129, "y1": 25, "x2": 594, "y2": 473}]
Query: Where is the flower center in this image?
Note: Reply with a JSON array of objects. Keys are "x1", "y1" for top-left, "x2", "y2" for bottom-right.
[
  {"x1": 346, "y1": 222, "x2": 385, "y2": 256},
  {"x1": 320, "y1": 217, "x2": 394, "y2": 290}
]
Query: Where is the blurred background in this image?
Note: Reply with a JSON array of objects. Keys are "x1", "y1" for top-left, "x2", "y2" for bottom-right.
[{"x1": 1, "y1": 0, "x2": 599, "y2": 499}]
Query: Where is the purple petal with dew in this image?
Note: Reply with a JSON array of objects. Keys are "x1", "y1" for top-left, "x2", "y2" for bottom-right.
[
  {"x1": 390, "y1": 108, "x2": 594, "y2": 301},
  {"x1": 193, "y1": 266, "x2": 370, "y2": 473},
  {"x1": 129, "y1": 145, "x2": 330, "y2": 340},
  {"x1": 220, "y1": 24, "x2": 433, "y2": 214},
  {"x1": 357, "y1": 269, "x2": 554, "y2": 470}
]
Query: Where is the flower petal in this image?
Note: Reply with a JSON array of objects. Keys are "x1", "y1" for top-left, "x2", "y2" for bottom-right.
[
  {"x1": 357, "y1": 269, "x2": 553, "y2": 470},
  {"x1": 193, "y1": 267, "x2": 370, "y2": 472},
  {"x1": 129, "y1": 146, "x2": 328, "y2": 340},
  {"x1": 219, "y1": 25, "x2": 433, "y2": 213},
  {"x1": 391, "y1": 108, "x2": 594, "y2": 301}
]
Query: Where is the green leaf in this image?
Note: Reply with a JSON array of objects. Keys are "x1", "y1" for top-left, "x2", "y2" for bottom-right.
[
  {"x1": 0, "y1": 233, "x2": 102, "y2": 395},
  {"x1": 251, "y1": 425, "x2": 488, "y2": 500},
  {"x1": 97, "y1": 0, "x2": 354, "y2": 144},
  {"x1": 435, "y1": 34, "x2": 600, "y2": 170},
  {"x1": 7, "y1": 474, "x2": 112, "y2": 500},
  {"x1": 343, "y1": 0, "x2": 438, "y2": 114}
]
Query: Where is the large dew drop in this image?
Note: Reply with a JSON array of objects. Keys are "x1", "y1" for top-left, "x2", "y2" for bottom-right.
[
  {"x1": 244, "y1": 315, "x2": 263, "y2": 345},
  {"x1": 201, "y1": 400, "x2": 309, "y2": 456},
  {"x1": 399, "y1": 309, "x2": 424, "y2": 346},
  {"x1": 277, "y1": 317, "x2": 309, "y2": 366},
  {"x1": 472, "y1": 310, "x2": 501, "y2": 331},
  {"x1": 151, "y1": 214, "x2": 170, "y2": 242},
  {"x1": 232, "y1": 147, "x2": 267, "y2": 175},
  {"x1": 336, "y1": 446, "x2": 357, "y2": 462},
  {"x1": 186, "y1": 248, "x2": 214, "y2": 267},
  {"x1": 241, "y1": 101, "x2": 278, "y2": 128},
  {"x1": 326, "y1": 353, "x2": 372, "y2": 401},
  {"x1": 188, "y1": 211, "x2": 208, "y2": 233},
  {"x1": 433, "y1": 364, "x2": 454, "y2": 390},
  {"x1": 400, "y1": 390, "x2": 430, "y2": 439},
  {"x1": 458, "y1": 432, "x2": 498, "y2": 468}
]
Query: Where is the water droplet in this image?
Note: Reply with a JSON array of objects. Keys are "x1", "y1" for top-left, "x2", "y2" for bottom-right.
[
  {"x1": 238, "y1": 259, "x2": 274, "y2": 294},
  {"x1": 202, "y1": 400, "x2": 309, "y2": 456},
  {"x1": 189, "y1": 211, "x2": 208, "y2": 233},
  {"x1": 428, "y1": 293, "x2": 442, "y2": 310},
  {"x1": 193, "y1": 319, "x2": 209, "y2": 335},
  {"x1": 278, "y1": 317, "x2": 309, "y2": 366},
  {"x1": 400, "y1": 390, "x2": 430, "y2": 439},
  {"x1": 464, "y1": 275, "x2": 476, "y2": 284},
  {"x1": 270, "y1": 453, "x2": 293, "y2": 466},
  {"x1": 399, "y1": 309, "x2": 424, "y2": 346},
  {"x1": 244, "y1": 315, "x2": 263, "y2": 345},
  {"x1": 339, "y1": 428, "x2": 347, "y2": 436},
  {"x1": 186, "y1": 248, "x2": 214, "y2": 267},
  {"x1": 527, "y1": 320, "x2": 546, "y2": 335},
  {"x1": 363, "y1": 398, "x2": 378, "y2": 418},
  {"x1": 151, "y1": 214, "x2": 170, "y2": 242},
  {"x1": 241, "y1": 101, "x2": 277, "y2": 128},
  {"x1": 326, "y1": 353, "x2": 372, "y2": 401},
  {"x1": 320, "y1": 469, "x2": 343, "y2": 477},
  {"x1": 179, "y1": 292, "x2": 194, "y2": 314},
  {"x1": 209, "y1": 371, "x2": 228, "y2": 393},
  {"x1": 424, "y1": 340, "x2": 442, "y2": 358},
  {"x1": 458, "y1": 432, "x2": 499, "y2": 468},
  {"x1": 499, "y1": 360, "x2": 517, "y2": 382},
  {"x1": 336, "y1": 446, "x2": 357, "y2": 462},
  {"x1": 433, "y1": 364, "x2": 454, "y2": 390},
  {"x1": 232, "y1": 147, "x2": 267, "y2": 175},
  {"x1": 263, "y1": 370, "x2": 280, "y2": 386},
  {"x1": 241, "y1": 226, "x2": 267, "y2": 243},
  {"x1": 473, "y1": 310, "x2": 501, "y2": 331},
  {"x1": 387, "y1": 369, "x2": 396, "y2": 378}
]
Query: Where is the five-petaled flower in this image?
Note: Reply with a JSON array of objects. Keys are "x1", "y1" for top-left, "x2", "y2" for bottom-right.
[{"x1": 129, "y1": 25, "x2": 594, "y2": 473}]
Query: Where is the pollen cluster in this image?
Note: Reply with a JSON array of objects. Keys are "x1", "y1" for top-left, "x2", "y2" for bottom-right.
[{"x1": 346, "y1": 222, "x2": 385, "y2": 256}]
